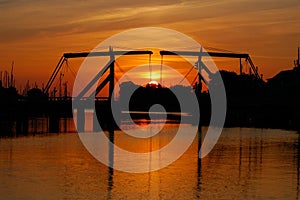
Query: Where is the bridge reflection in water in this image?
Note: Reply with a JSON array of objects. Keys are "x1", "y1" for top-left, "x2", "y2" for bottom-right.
[{"x1": 0, "y1": 125, "x2": 300, "y2": 199}]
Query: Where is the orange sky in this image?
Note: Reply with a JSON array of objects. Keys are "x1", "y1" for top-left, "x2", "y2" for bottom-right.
[{"x1": 0, "y1": 0, "x2": 299, "y2": 91}]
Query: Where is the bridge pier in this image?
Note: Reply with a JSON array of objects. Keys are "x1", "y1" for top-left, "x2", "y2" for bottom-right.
[
  {"x1": 75, "y1": 107, "x2": 85, "y2": 132},
  {"x1": 16, "y1": 115, "x2": 28, "y2": 135},
  {"x1": 49, "y1": 114, "x2": 60, "y2": 133}
]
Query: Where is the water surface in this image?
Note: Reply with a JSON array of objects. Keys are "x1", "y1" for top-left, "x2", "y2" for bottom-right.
[{"x1": 0, "y1": 125, "x2": 299, "y2": 199}]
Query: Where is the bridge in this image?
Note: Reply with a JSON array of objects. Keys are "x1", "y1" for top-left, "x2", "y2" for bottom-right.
[
  {"x1": 44, "y1": 47, "x2": 262, "y2": 98},
  {"x1": 41, "y1": 46, "x2": 262, "y2": 132},
  {"x1": 3, "y1": 47, "x2": 299, "y2": 137}
]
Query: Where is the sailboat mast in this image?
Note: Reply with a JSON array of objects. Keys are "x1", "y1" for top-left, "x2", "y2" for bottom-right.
[
  {"x1": 295, "y1": 47, "x2": 300, "y2": 68},
  {"x1": 11, "y1": 61, "x2": 14, "y2": 87}
]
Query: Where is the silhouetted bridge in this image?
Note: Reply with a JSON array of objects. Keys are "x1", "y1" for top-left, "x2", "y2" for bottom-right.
[{"x1": 43, "y1": 47, "x2": 262, "y2": 132}]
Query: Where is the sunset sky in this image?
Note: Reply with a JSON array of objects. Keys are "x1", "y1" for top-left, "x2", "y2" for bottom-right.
[{"x1": 0, "y1": 0, "x2": 299, "y2": 91}]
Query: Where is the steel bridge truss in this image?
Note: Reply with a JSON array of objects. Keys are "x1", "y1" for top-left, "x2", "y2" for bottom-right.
[{"x1": 44, "y1": 47, "x2": 261, "y2": 99}]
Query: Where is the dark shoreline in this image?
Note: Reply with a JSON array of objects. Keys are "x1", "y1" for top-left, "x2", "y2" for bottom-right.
[
  {"x1": 1, "y1": 67, "x2": 300, "y2": 135},
  {"x1": 0, "y1": 99, "x2": 299, "y2": 137}
]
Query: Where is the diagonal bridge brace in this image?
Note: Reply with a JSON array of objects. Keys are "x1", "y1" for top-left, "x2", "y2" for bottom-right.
[{"x1": 44, "y1": 47, "x2": 153, "y2": 99}]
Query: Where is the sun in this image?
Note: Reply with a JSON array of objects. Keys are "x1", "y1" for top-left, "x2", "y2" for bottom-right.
[{"x1": 146, "y1": 80, "x2": 162, "y2": 88}]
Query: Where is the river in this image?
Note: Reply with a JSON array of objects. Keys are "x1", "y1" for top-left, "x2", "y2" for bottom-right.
[{"x1": 0, "y1": 120, "x2": 299, "y2": 199}]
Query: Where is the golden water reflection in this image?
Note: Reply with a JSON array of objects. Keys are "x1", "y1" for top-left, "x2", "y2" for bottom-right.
[{"x1": 0, "y1": 125, "x2": 299, "y2": 199}]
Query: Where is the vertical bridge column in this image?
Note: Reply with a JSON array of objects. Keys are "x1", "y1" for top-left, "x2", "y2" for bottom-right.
[
  {"x1": 76, "y1": 107, "x2": 85, "y2": 132},
  {"x1": 197, "y1": 48, "x2": 202, "y2": 156}
]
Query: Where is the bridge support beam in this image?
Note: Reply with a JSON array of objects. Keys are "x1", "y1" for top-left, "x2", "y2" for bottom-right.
[
  {"x1": 49, "y1": 115, "x2": 60, "y2": 133},
  {"x1": 109, "y1": 46, "x2": 115, "y2": 101},
  {"x1": 76, "y1": 107, "x2": 85, "y2": 132}
]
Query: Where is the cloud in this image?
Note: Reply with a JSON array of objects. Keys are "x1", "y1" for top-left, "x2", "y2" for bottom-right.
[
  {"x1": 0, "y1": 0, "x2": 185, "y2": 42},
  {"x1": 0, "y1": 0, "x2": 299, "y2": 83}
]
